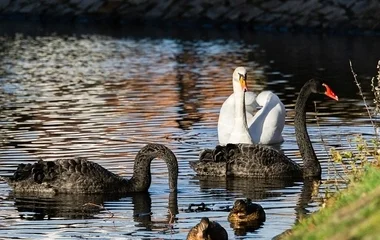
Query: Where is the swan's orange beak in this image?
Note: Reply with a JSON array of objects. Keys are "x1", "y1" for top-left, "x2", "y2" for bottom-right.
[
  {"x1": 239, "y1": 75, "x2": 248, "y2": 92},
  {"x1": 322, "y1": 83, "x2": 339, "y2": 101}
]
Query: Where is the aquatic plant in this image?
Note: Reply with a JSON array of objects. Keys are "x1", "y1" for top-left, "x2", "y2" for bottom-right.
[{"x1": 332, "y1": 60, "x2": 380, "y2": 174}]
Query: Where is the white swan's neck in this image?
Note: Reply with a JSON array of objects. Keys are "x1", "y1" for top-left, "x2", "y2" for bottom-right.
[{"x1": 228, "y1": 88, "x2": 253, "y2": 144}]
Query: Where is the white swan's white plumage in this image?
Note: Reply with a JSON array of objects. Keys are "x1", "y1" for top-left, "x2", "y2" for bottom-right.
[
  {"x1": 248, "y1": 91, "x2": 285, "y2": 144},
  {"x1": 217, "y1": 91, "x2": 257, "y2": 144},
  {"x1": 217, "y1": 67, "x2": 255, "y2": 145},
  {"x1": 217, "y1": 67, "x2": 286, "y2": 145}
]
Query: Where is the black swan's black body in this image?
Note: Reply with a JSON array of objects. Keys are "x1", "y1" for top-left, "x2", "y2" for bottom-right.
[
  {"x1": 3, "y1": 144, "x2": 178, "y2": 194},
  {"x1": 190, "y1": 79, "x2": 338, "y2": 179},
  {"x1": 194, "y1": 144, "x2": 302, "y2": 178}
]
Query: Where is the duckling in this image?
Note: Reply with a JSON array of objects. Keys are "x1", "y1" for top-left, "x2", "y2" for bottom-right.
[
  {"x1": 228, "y1": 198, "x2": 266, "y2": 223},
  {"x1": 187, "y1": 217, "x2": 228, "y2": 240}
]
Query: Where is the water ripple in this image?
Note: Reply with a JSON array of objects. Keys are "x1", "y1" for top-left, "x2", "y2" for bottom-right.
[{"x1": 0, "y1": 31, "x2": 377, "y2": 239}]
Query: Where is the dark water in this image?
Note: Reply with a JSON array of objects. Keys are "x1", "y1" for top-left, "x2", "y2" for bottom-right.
[{"x1": 0, "y1": 22, "x2": 379, "y2": 239}]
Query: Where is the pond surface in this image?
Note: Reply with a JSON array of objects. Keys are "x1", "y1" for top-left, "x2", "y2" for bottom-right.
[{"x1": 0, "y1": 22, "x2": 379, "y2": 239}]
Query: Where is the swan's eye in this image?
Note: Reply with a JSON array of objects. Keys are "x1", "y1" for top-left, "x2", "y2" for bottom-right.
[{"x1": 238, "y1": 73, "x2": 247, "y2": 80}]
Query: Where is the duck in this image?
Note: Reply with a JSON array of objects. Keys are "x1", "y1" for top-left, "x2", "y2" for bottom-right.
[
  {"x1": 186, "y1": 217, "x2": 228, "y2": 240},
  {"x1": 190, "y1": 79, "x2": 338, "y2": 179},
  {"x1": 217, "y1": 67, "x2": 286, "y2": 145},
  {"x1": 228, "y1": 198, "x2": 266, "y2": 223},
  {"x1": 2, "y1": 143, "x2": 178, "y2": 194}
]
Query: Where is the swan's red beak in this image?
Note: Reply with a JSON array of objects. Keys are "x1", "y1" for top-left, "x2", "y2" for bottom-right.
[
  {"x1": 239, "y1": 75, "x2": 248, "y2": 92},
  {"x1": 322, "y1": 83, "x2": 339, "y2": 101}
]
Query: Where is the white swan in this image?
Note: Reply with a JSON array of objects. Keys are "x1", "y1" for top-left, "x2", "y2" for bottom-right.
[
  {"x1": 217, "y1": 67, "x2": 285, "y2": 145},
  {"x1": 217, "y1": 67, "x2": 255, "y2": 144},
  {"x1": 248, "y1": 91, "x2": 285, "y2": 144}
]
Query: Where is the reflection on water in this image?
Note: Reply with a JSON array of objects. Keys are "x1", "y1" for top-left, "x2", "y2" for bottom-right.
[
  {"x1": 0, "y1": 23, "x2": 379, "y2": 239},
  {"x1": 196, "y1": 177, "x2": 298, "y2": 200},
  {"x1": 9, "y1": 192, "x2": 178, "y2": 221}
]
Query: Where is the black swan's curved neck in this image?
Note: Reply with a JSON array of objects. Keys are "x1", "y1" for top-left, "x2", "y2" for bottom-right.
[
  {"x1": 294, "y1": 82, "x2": 321, "y2": 179},
  {"x1": 125, "y1": 144, "x2": 178, "y2": 192}
]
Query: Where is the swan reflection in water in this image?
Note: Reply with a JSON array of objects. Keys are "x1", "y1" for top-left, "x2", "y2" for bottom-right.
[
  {"x1": 8, "y1": 191, "x2": 178, "y2": 229},
  {"x1": 195, "y1": 176, "x2": 299, "y2": 200},
  {"x1": 8, "y1": 168, "x2": 319, "y2": 237}
]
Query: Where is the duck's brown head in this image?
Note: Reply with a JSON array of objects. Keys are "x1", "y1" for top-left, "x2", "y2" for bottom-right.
[{"x1": 231, "y1": 199, "x2": 249, "y2": 217}]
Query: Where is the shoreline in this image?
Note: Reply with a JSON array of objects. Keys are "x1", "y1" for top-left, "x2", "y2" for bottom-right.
[
  {"x1": 277, "y1": 164, "x2": 380, "y2": 239},
  {"x1": 0, "y1": 0, "x2": 380, "y2": 35}
]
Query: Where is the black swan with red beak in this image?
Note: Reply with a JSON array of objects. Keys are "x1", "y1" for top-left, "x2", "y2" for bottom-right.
[{"x1": 190, "y1": 79, "x2": 339, "y2": 179}]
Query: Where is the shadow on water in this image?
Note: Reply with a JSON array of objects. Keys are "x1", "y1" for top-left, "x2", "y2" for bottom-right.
[
  {"x1": 230, "y1": 220, "x2": 265, "y2": 237},
  {"x1": 5, "y1": 176, "x2": 316, "y2": 237},
  {"x1": 195, "y1": 177, "x2": 299, "y2": 200},
  {"x1": 271, "y1": 179, "x2": 318, "y2": 240},
  {"x1": 8, "y1": 191, "x2": 178, "y2": 224}
]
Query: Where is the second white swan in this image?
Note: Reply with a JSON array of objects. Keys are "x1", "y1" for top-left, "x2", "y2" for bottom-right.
[{"x1": 217, "y1": 67, "x2": 285, "y2": 145}]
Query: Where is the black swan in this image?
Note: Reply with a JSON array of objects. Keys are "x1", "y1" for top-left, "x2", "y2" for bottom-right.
[
  {"x1": 190, "y1": 79, "x2": 338, "y2": 179},
  {"x1": 2, "y1": 143, "x2": 178, "y2": 194},
  {"x1": 187, "y1": 217, "x2": 228, "y2": 240}
]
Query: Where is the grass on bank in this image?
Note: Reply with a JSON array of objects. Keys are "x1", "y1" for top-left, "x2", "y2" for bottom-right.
[
  {"x1": 281, "y1": 60, "x2": 380, "y2": 240},
  {"x1": 282, "y1": 165, "x2": 380, "y2": 240}
]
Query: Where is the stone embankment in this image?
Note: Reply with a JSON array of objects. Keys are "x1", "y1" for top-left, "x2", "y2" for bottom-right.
[{"x1": 0, "y1": 0, "x2": 379, "y2": 32}]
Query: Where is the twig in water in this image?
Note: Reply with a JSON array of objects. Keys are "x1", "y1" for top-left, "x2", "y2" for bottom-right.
[
  {"x1": 185, "y1": 202, "x2": 211, "y2": 212},
  {"x1": 83, "y1": 202, "x2": 114, "y2": 218}
]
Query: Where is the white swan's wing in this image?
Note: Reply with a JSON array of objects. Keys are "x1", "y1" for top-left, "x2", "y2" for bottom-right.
[
  {"x1": 218, "y1": 92, "x2": 257, "y2": 145},
  {"x1": 248, "y1": 92, "x2": 286, "y2": 144}
]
